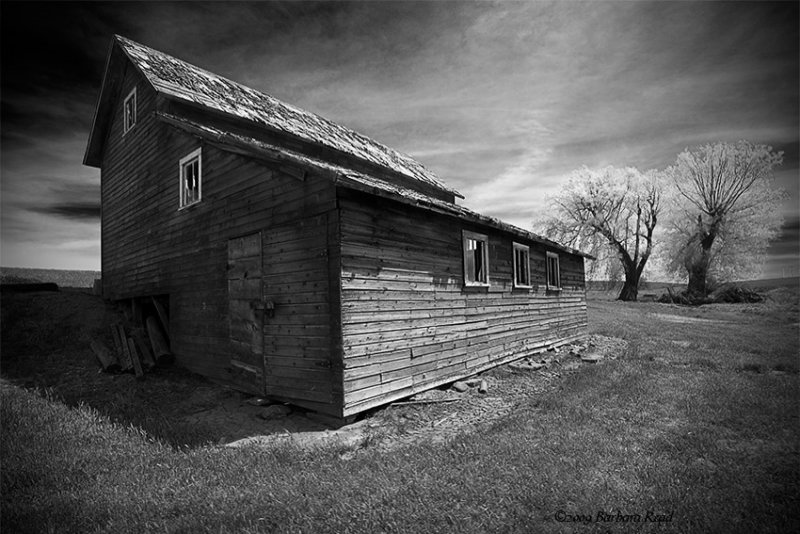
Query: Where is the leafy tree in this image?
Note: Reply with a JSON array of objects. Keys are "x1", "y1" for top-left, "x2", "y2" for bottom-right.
[
  {"x1": 665, "y1": 141, "x2": 785, "y2": 296},
  {"x1": 537, "y1": 166, "x2": 661, "y2": 301}
]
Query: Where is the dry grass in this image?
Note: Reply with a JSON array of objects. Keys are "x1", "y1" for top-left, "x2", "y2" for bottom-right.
[
  {"x1": 0, "y1": 266, "x2": 100, "y2": 288},
  {"x1": 1, "y1": 284, "x2": 798, "y2": 533}
]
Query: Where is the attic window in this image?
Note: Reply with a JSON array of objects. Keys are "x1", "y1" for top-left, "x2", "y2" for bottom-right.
[
  {"x1": 179, "y1": 148, "x2": 202, "y2": 208},
  {"x1": 513, "y1": 243, "x2": 531, "y2": 288},
  {"x1": 546, "y1": 252, "x2": 561, "y2": 290},
  {"x1": 463, "y1": 230, "x2": 489, "y2": 286},
  {"x1": 123, "y1": 88, "x2": 137, "y2": 134}
]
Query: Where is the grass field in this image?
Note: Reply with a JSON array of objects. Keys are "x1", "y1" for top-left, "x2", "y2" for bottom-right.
[
  {"x1": 0, "y1": 266, "x2": 100, "y2": 288},
  {"x1": 1, "y1": 284, "x2": 798, "y2": 533}
]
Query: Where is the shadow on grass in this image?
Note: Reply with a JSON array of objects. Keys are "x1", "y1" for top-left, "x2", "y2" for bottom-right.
[{"x1": 0, "y1": 291, "x2": 316, "y2": 449}]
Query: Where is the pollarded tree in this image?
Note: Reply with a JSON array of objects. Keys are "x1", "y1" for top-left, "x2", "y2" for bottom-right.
[
  {"x1": 666, "y1": 141, "x2": 785, "y2": 296},
  {"x1": 536, "y1": 166, "x2": 661, "y2": 301}
]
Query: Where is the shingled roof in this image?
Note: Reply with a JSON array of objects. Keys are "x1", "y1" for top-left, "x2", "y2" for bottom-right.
[{"x1": 85, "y1": 35, "x2": 460, "y2": 199}]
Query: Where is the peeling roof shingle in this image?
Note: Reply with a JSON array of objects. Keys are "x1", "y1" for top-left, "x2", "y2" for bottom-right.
[{"x1": 115, "y1": 35, "x2": 461, "y2": 198}]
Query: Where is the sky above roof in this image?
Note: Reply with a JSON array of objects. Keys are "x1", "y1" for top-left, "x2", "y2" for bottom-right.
[{"x1": 1, "y1": 1, "x2": 798, "y2": 277}]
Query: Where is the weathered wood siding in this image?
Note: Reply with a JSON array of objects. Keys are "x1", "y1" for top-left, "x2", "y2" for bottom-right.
[
  {"x1": 100, "y1": 64, "x2": 339, "y2": 411},
  {"x1": 338, "y1": 192, "x2": 587, "y2": 416}
]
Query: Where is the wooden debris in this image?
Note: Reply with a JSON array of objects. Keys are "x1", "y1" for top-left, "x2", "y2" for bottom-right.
[
  {"x1": 581, "y1": 353, "x2": 604, "y2": 363},
  {"x1": 114, "y1": 324, "x2": 133, "y2": 371},
  {"x1": 127, "y1": 337, "x2": 144, "y2": 379},
  {"x1": 146, "y1": 315, "x2": 172, "y2": 365},
  {"x1": 132, "y1": 330, "x2": 156, "y2": 370},
  {"x1": 151, "y1": 297, "x2": 170, "y2": 339},
  {"x1": 90, "y1": 339, "x2": 120, "y2": 373},
  {"x1": 509, "y1": 360, "x2": 545, "y2": 371},
  {"x1": 464, "y1": 378, "x2": 482, "y2": 387},
  {"x1": 432, "y1": 414, "x2": 454, "y2": 427},
  {"x1": 109, "y1": 325, "x2": 122, "y2": 354},
  {"x1": 246, "y1": 397, "x2": 276, "y2": 407}
]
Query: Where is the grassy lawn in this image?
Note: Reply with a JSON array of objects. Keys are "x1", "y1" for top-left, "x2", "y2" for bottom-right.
[{"x1": 2, "y1": 287, "x2": 798, "y2": 533}]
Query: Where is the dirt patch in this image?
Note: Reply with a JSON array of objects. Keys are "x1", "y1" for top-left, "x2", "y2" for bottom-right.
[
  {"x1": 1, "y1": 290, "x2": 627, "y2": 451},
  {"x1": 230, "y1": 334, "x2": 629, "y2": 455},
  {"x1": 647, "y1": 312, "x2": 728, "y2": 324},
  {"x1": 335, "y1": 334, "x2": 627, "y2": 455}
]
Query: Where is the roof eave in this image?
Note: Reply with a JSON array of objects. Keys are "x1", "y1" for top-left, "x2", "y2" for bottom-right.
[
  {"x1": 154, "y1": 112, "x2": 591, "y2": 259},
  {"x1": 332, "y1": 178, "x2": 593, "y2": 259}
]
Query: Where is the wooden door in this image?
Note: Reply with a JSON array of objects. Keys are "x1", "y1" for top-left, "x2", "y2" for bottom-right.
[
  {"x1": 227, "y1": 232, "x2": 265, "y2": 393},
  {"x1": 261, "y1": 215, "x2": 335, "y2": 406}
]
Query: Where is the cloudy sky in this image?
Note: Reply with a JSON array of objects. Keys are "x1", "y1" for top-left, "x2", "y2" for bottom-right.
[{"x1": 1, "y1": 1, "x2": 798, "y2": 277}]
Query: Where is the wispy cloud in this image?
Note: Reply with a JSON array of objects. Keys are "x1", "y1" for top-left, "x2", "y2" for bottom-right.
[{"x1": 0, "y1": 1, "x2": 797, "y2": 271}]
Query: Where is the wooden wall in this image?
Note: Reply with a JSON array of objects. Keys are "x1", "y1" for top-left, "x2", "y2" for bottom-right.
[
  {"x1": 100, "y1": 64, "x2": 339, "y2": 412},
  {"x1": 99, "y1": 58, "x2": 587, "y2": 419},
  {"x1": 337, "y1": 192, "x2": 587, "y2": 416}
]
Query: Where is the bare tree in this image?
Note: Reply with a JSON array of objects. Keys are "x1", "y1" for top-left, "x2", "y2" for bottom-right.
[
  {"x1": 666, "y1": 141, "x2": 784, "y2": 296},
  {"x1": 537, "y1": 166, "x2": 661, "y2": 301}
]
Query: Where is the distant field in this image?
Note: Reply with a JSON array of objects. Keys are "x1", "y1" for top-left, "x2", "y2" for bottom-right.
[
  {"x1": 732, "y1": 276, "x2": 800, "y2": 289},
  {"x1": 588, "y1": 277, "x2": 800, "y2": 295},
  {"x1": 0, "y1": 267, "x2": 100, "y2": 288}
]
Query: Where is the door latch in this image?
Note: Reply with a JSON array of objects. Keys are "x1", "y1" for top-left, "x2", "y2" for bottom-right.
[{"x1": 252, "y1": 300, "x2": 275, "y2": 318}]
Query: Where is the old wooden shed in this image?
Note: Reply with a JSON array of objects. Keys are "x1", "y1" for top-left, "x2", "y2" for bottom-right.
[{"x1": 84, "y1": 36, "x2": 590, "y2": 419}]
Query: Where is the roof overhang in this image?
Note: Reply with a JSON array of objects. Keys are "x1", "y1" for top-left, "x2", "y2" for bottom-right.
[
  {"x1": 156, "y1": 112, "x2": 593, "y2": 260},
  {"x1": 83, "y1": 40, "x2": 121, "y2": 167}
]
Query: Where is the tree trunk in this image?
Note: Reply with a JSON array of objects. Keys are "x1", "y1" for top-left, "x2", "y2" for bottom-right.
[
  {"x1": 686, "y1": 264, "x2": 708, "y2": 296},
  {"x1": 685, "y1": 240, "x2": 715, "y2": 298},
  {"x1": 617, "y1": 281, "x2": 638, "y2": 301},
  {"x1": 685, "y1": 217, "x2": 718, "y2": 298},
  {"x1": 617, "y1": 266, "x2": 641, "y2": 301}
]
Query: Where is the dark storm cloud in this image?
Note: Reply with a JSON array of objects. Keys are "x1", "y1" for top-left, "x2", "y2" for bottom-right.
[
  {"x1": 767, "y1": 216, "x2": 800, "y2": 257},
  {"x1": 31, "y1": 203, "x2": 101, "y2": 221}
]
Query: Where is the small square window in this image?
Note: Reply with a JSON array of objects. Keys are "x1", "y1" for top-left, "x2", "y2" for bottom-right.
[
  {"x1": 179, "y1": 148, "x2": 202, "y2": 208},
  {"x1": 123, "y1": 87, "x2": 137, "y2": 134},
  {"x1": 463, "y1": 230, "x2": 489, "y2": 286},
  {"x1": 546, "y1": 252, "x2": 561, "y2": 290},
  {"x1": 513, "y1": 243, "x2": 531, "y2": 288}
]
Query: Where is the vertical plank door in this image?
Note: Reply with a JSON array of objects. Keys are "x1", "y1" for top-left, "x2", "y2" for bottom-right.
[
  {"x1": 227, "y1": 232, "x2": 265, "y2": 393},
  {"x1": 262, "y1": 216, "x2": 335, "y2": 407}
]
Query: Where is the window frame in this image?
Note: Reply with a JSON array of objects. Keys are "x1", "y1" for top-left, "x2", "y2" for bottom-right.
[
  {"x1": 178, "y1": 148, "x2": 203, "y2": 209},
  {"x1": 123, "y1": 87, "x2": 137, "y2": 134},
  {"x1": 546, "y1": 251, "x2": 561, "y2": 290},
  {"x1": 462, "y1": 230, "x2": 490, "y2": 287},
  {"x1": 512, "y1": 242, "x2": 532, "y2": 288}
]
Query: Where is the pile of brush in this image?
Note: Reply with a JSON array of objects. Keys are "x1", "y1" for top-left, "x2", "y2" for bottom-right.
[{"x1": 658, "y1": 284, "x2": 764, "y2": 305}]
